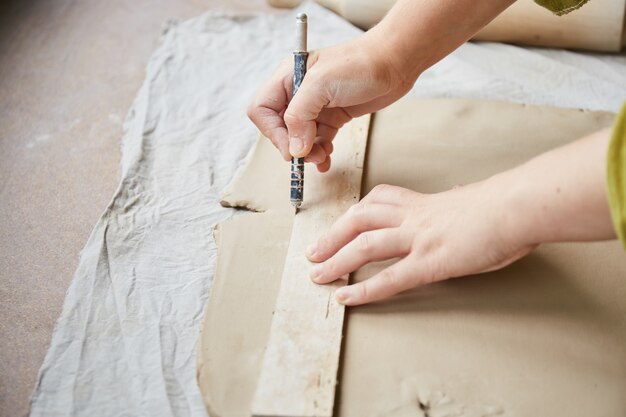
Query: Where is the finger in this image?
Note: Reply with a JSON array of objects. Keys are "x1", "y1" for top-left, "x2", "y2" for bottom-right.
[
  {"x1": 247, "y1": 62, "x2": 293, "y2": 161},
  {"x1": 304, "y1": 143, "x2": 327, "y2": 165},
  {"x1": 284, "y1": 74, "x2": 330, "y2": 158},
  {"x1": 316, "y1": 123, "x2": 339, "y2": 145},
  {"x1": 361, "y1": 184, "x2": 419, "y2": 206},
  {"x1": 316, "y1": 107, "x2": 352, "y2": 129},
  {"x1": 335, "y1": 257, "x2": 419, "y2": 306},
  {"x1": 305, "y1": 136, "x2": 333, "y2": 167},
  {"x1": 317, "y1": 156, "x2": 331, "y2": 173},
  {"x1": 307, "y1": 203, "x2": 404, "y2": 263},
  {"x1": 310, "y1": 228, "x2": 410, "y2": 284},
  {"x1": 250, "y1": 109, "x2": 291, "y2": 161},
  {"x1": 319, "y1": 139, "x2": 333, "y2": 156}
]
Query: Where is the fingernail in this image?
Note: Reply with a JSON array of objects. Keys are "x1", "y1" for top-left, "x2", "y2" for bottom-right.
[
  {"x1": 306, "y1": 242, "x2": 317, "y2": 259},
  {"x1": 336, "y1": 288, "x2": 351, "y2": 304},
  {"x1": 289, "y1": 136, "x2": 303, "y2": 155},
  {"x1": 309, "y1": 264, "x2": 323, "y2": 282}
]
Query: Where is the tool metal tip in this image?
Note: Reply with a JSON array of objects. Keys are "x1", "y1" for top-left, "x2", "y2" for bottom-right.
[
  {"x1": 292, "y1": 201, "x2": 302, "y2": 214},
  {"x1": 296, "y1": 13, "x2": 307, "y2": 22}
]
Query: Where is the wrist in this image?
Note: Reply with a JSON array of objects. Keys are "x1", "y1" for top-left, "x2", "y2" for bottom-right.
[
  {"x1": 483, "y1": 169, "x2": 544, "y2": 249},
  {"x1": 365, "y1": 13, "x2": 426, "y2": 84},
  {"x1": 365, "y1": 0, "x2": 515, "y2": 85},
  {"x1": 488, "y1": 130, "x2": 616, "y2": 248}
]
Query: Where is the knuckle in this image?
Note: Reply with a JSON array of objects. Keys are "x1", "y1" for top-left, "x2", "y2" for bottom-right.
[
  {"x1": 371, "y1": 184, "x2": 390, "y2": 195},
  {"x1": 283, "y1": 111, "x2": 301, "y2": 126},
  {"x1": 357, "y1": 283, "x2": 370, "y2": 302},
  {"x1": 347, "y1": 202, "x2": 360, "y2": 214},
  {"x1": 380, "y1": 268, "x2": 401, "y2": 290},
  {"x1": 316, "y1": 235, "x2": 331, "y2": 254},
  {"x1": 356, "y1": 232, "x2": 372, "y2": 255},
  {"x1": 347, "y1": 203, "x2": 370, "y2": 230},
  {"x1": 324, "y1": 259, "x2": 338, "y2": 277},
  {"x1": 347, "y1": 202, "x2": 363, "y2": 218},
  {"x1": 369, "y1": 184, "x2": 399, "y2": 200}
]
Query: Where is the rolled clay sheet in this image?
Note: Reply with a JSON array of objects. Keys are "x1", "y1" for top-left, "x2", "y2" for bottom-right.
[
  {"x1": 197, "y1": 99, "x2": 626, "y2": 417},
  {"x1": 315, "y1": 0, "x2": 626, "y2": 51}
]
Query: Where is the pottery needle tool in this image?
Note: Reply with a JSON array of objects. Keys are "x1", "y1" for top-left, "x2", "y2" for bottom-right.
[{"x1": 290, "y1": 13, "x2": 308, "y2": 212}]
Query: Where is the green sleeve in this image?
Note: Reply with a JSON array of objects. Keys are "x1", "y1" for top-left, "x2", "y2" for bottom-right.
[
  {"x1": 607, "y1": 103, "x2": 626, "y2": 251},
  {"x1": 534, "y1": 0, "x2": 590, "y2": 15}
]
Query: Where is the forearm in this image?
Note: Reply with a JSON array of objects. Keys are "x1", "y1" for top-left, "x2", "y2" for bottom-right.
[
  {"x1": 498, "y1": 128, "x2": 616, "y2": 245},
  {"x1": 367, "y1": 0, "x2": 515, "y2": 81}
]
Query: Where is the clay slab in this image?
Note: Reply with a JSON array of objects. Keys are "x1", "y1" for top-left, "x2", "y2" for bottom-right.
[{"x1": 197, "y1": 99, "x2": 625, "y2": 417}]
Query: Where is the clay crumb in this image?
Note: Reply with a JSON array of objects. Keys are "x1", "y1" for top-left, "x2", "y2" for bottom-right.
[
  {"x1": 219, "y1": 199, "x2": 266, "y2": 213},
  {"x1": 418, "y1": 399, "x2": 431, "y2": 417}
]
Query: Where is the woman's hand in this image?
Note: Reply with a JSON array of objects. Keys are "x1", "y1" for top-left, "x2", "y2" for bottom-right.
[
  {"x1": 306, "y1": 182, "x2": 536, "y2": 306},
  {"x1": 306, "y1": 128, "x2": 616, "y2": 306},
  {"x1": 247, "y1": 0, "x2": 516, "y2": 171},
  {"x1": 247, "y1": 33, "x2": 414, "y2": 172}
]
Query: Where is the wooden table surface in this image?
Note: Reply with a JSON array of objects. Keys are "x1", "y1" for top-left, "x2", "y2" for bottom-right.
[{"x1": 0, "y1": 1, "x2": 272, "y2": 415}]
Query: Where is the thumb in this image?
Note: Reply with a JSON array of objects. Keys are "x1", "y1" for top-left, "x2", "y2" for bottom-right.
[{"x1": 284, "y1": 76, "x2": 329, "y2": 158}]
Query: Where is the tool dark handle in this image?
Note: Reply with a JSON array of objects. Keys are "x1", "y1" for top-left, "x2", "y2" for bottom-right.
[
  {"x1": 293, "y1": 52, "x2": 307, "y2": 96},
  {"x1": 290, "y1": 51, "x2": 308, "y2": 206}
]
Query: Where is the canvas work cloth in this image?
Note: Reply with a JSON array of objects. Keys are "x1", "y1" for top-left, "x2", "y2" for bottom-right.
[{"x1": 29, "y1": 2, "x2": 626, "y2": 417}]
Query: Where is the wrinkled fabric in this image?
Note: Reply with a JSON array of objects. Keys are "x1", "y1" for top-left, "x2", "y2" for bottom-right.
[
  {"x1": 29, "y1": 5, "x2": 361, "y2": 417},
  {"x1": 29, "y1": 2, "x2": 626, "y2": 417}
]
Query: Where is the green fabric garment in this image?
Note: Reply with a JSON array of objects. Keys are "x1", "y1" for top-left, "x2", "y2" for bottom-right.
[
  {"x1": 608, "y1": 103, "x2": 626, "y2": 250},
  {"x1": 534, "y1": 0, "x2": 590, "y2": 15}
]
